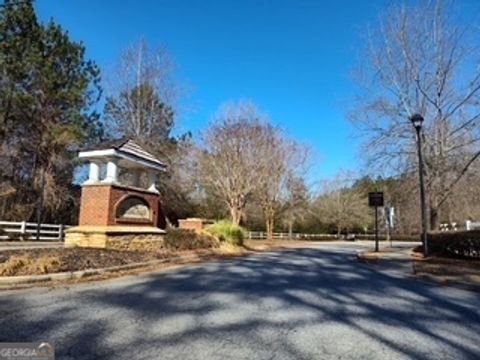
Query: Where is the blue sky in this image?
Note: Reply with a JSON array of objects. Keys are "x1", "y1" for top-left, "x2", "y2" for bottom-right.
[{"x1": 33, "y1": 0, "x2": 475, "y2": 182}]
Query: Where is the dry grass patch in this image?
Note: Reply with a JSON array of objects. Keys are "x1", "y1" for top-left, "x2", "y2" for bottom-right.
[
  {"x1": 214, "y1": 243, "x2": 247, "y2": 256},
  {"x1": 0, "y1": 254, "x2": 61, "y2": 276},
  {"x1": 0, "y1": 248, "x2": 161, "y2": 276},
  {"x1": 356, "y1": 251, "x2": 383, "y2": 264}
]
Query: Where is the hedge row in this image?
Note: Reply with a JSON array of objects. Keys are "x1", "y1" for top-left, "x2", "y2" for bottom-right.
[{"x1": 427, "y1": 231, "x2": 480, "y2": 259}]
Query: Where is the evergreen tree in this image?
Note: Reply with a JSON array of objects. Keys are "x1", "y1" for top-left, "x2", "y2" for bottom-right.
[{"x1": 0, "y1": 0, "x2": 102, "y2": 222}]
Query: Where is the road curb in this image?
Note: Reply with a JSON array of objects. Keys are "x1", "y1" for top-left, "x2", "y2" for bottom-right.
[{"x1": 0, "y1": 253, "x2": 203, "y2": 285}]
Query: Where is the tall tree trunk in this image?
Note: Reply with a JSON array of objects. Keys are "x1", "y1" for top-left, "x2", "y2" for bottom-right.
[
  {"x1": 265, "y1": 208, "x2": 275, "y2": 241},
  {"x1": 265, "y1": 218, "x2": 270, "y2": 241},
  {"x1": 268, "y1": 215, "x2": 274, "y2": 241},
  {"x1": 430, "y1": 206, "x2": 438, "y2": 231},
  {"x1": 229, "y1": 205, "x2": 242, "y2": 225}
]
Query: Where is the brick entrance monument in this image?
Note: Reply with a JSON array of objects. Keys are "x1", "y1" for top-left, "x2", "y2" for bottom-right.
[{"x1": 65, "y1": 139, "x2": 166, "y2": 249}]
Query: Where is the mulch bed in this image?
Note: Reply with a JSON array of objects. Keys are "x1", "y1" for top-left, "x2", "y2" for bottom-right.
[
  {"x1": 413, "y1": 255, "x2": 480, "y2": 291},
  {"x1": 0, "y1": 248, "x2": 173, "y2": 276}
]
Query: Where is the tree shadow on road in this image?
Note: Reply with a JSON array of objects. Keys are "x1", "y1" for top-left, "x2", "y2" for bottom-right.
[{"x1": 0, "y1": 247, "x2": 479, "y2": 359}]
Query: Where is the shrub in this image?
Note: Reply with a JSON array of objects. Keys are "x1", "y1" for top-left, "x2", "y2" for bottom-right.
[
  {"x1": 205, "y1": 220, "x2": 245, "y2": 246},
  {"x1": 164, "y1": 228, "x2": 218, "y2": 250},
  {"x1": 427, "y1": 231, "x2": 480, "y2": 259}
]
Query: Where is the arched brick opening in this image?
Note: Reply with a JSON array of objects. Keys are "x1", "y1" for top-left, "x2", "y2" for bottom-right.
[{"x1": 115, "y1": 195, "x2": 151, "y2": 224}]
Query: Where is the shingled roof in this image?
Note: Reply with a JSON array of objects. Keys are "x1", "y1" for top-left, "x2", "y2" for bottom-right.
[{"x1": 79, "y1": 138, "x2": 166, "y2": 170}]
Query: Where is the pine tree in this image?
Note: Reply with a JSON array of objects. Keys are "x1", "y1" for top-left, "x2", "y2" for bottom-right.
[{"x1": 0, "y1": 0, "x2": 102, "y2": 222}]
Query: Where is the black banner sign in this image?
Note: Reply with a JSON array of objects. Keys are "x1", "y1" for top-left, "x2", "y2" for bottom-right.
[{"x1": 368, "y1": 192, "x2": 384, "y2": 207}]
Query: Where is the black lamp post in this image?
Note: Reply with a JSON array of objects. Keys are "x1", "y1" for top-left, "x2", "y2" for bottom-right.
[{"x1": 410, "y1": 113, "x2": 429, "y2": 256}]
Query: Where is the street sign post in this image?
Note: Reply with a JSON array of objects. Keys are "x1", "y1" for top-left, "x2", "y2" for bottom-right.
[
  {"x1": 368, "y1": 192, "x2": 384, "y2": 207},
  {"x1": 368, "y1": 192, "x2": 384, "y2": 252}
]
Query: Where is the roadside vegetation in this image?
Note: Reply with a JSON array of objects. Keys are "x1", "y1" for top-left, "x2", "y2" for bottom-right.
[
  {"x1": 204, "y1": 220, "x2": 245, "y2": 246},
  {"x1": 0, "y1": 248, "x2": 160, "y2": 277},
  {"x1": 0, "y1": 227, "x2": 227, "y2": 277},
  {"x1": 410, "y1": 231, "x2": 480, "y2": 290}
]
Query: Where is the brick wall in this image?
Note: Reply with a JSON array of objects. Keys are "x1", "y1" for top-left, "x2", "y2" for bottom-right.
[
  {"x1": 178, "y1": 218, "x2": 204, "y2": 232},
  {"x1": 79, "y1": 185, "x2": 112, "y2": 226},
  {"x1": 79, "y1": 184, "x2": 162, "y2": 227}
]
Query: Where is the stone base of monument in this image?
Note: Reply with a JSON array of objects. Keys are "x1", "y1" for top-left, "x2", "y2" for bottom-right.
[{"x1": 65, "y1": 226, "x2": 166, "y2": 250}]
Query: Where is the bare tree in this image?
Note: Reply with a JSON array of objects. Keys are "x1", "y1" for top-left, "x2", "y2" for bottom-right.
[
  {"x1": 441, "y1": 162, "x2": 480, "y2": 225},
  {"x1": 104, "y1": 38, "x2": 179, "y2": 140},
  {"x1": 196, "y1": 101, "x2": 268, "y2": 225},
  {"x1": 255, "y1": 130, "x2": 310, "y2": 241},
  {"x1": 103, "y1": 38, "x2": 196, "y2": 222},
  {"x1": 314, "y1": 171, "x2": 370, "y2": 236},
  {"x1": 351, "y1": 0, "x2": 480, "y2": 229},
  {"x1": 281, "y1": 175, "x2": 310, "y2": 239}
]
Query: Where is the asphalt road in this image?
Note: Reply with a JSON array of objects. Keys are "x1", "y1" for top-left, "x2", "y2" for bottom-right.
[{"x1": 0, "y1": 242, "x2": 479, "y2": 360}]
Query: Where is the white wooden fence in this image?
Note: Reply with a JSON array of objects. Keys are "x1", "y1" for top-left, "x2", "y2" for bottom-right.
[
  {"x1": 0, "y1": 221, "x2": 67, "y2": 241},
  {"x1": 440, "y1": 221, "x2": 480, "y2": 231},
  {"x1": 466, "y1": 220, "x2": 480, "y2": 231},
  {"x1": 247, "y1": 231, "x2": 338, "y2": 240}
]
